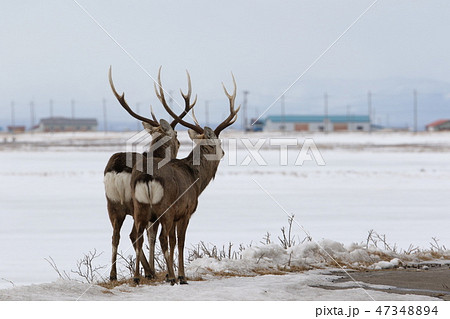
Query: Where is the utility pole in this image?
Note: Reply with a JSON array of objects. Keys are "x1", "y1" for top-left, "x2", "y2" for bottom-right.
[
  {"x1": 11, "y1": 101, "x2": 15, "y2": 127},
  {"x1": 103, "y1": 98, "x2": 108, "y2": 133},
  {"x1": 30, "y1": 101, "x2": 35, "y2": 130},
  {"x1": 324, "y1": 92, "x2": 328, "y2": 133},
  {"x1": 168, "y1": 90, "x2": 174, "y2": 106},
  {"x1": 49, "y1": 99, "x2": 54, "y2": 118},
  {"x1": 368, "y1": 90, "x2": 372, "y2": 133},
  {"x1": 281, "y1": 94, "x2": 286, "y2": 133},
  {"x1": 205, "y1": 100, "x2": 209, "y2": 127},
  {"x1": 413, "y1": 89, "x2": 418, "y2": 133},
  {"x1": 71, "y1": 99, "x2": 75, "y2": 119},
  {"x1": 242, "y1": 91, "x2": 249, "y2": 131},
  {"x1": 136, "y1": 102, "x2": 141, "y2": 131},
  {"x1": 373, "y1": 108, "x2": 376, "y2": 127}
]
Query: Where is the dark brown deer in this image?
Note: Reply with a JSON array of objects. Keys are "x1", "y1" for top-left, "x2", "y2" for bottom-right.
[
  {"x1": 104, "y1": 67, "x2": 196, "y2": 281},
  {"x1": 131, "y1": 72, "x2": 239, "y2": 284}
]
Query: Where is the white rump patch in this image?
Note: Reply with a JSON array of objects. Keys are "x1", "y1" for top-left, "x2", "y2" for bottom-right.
[
  {"x1": 134, "y1": 180, "x2": 164, "y2": 205},
  {"x1": 104, "y1": 172, "x2": 132, "y2": 204}
]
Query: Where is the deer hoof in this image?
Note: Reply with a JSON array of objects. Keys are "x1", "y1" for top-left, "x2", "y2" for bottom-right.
[
  {"x1": 165, "y1": 275, "x2": 176, "y2": 285},
  {"x1": 178, "y1": 276, "x2": 188, "y2": 285},
  {"x1": 133, "y1": 277, "x2": 140, "y2": 285},
  {"x1": 145, "y1": 274, "x2": 155, "y2": 280},
  {"x1": 109, "y1": 275, "x2": 117, "y2": 282}
]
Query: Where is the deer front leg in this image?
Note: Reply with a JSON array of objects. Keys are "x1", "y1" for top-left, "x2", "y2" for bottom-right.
[
  {"x1": 147, "y1": 220, "x2": 159, "y2": 279},
  {"x1": 176, "y1": 217, "x2": 190, "y2": 284},
  {"x1": 159, "y1": 223, "x2": 176, "y2": 285}
]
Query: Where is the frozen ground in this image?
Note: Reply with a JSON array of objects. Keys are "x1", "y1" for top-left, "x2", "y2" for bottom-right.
[{"x1": 0, "y1": 131, "x2": 449, "y2": 299}]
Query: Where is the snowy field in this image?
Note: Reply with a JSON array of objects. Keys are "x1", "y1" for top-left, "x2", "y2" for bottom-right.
[{"x1": 0, "y1": 131, "x2": 449, "y2": 300}]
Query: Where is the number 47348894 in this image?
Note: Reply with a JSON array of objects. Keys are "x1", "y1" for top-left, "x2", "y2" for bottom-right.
[{"x1": 376, "y1": 305, "x2": 438, "y2": 316}]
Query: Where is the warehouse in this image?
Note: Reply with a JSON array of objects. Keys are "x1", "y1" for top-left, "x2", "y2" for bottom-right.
[
  {"x1": 263, "y1": 115, "x2": 370, "y2": 132},
  {"x1": 33, "y1": 117, "x2": 98, "y2": 132}
]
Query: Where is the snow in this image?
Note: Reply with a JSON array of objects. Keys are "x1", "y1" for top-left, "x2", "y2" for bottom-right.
[
  {"x1": 0, "y1": 131, "x2": 449, "y2": 300},
  {"x1": 0, "y1": 271, "x2": 439, "y2": 301}
]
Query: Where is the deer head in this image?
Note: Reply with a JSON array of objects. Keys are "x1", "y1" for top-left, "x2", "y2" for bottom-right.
[
  {"x1": 109, "y1": 66, "x2": 198, "y2": 158},
  {"x1": 155, "y1": 69, "x2": 240, "y2": 157}
]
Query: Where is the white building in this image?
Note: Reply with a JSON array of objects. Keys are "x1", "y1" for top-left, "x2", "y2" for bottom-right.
[{"x1": 263, "y1": 115, "x2": 370, "y2": 132}]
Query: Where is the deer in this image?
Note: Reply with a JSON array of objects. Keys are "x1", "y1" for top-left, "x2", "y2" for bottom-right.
[
  {"x1": 104, "y1": 66, "x2": 197, "y2": 281},
  {"x1": 130, "y1": 71, "x2": 240, "y2": 285}
]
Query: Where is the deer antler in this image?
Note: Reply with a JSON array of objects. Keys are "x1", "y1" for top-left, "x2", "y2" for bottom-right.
[
  {"x1": 214, "y1": 73, "x2": 241, "y2": 136},
  {"x1": 108, "y1": 66, "x2": 160, "y2": 127},
  {"x1": 171, "y1": 70, "x2": 198, "y2": 128},
  {"x1": 154, "y1": 67, "x2": 204, "y2": 134}
]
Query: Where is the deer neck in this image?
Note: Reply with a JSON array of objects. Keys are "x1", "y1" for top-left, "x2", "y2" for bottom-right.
[
  {"x1": 188, "y1": 142, "x2": 222, "y2": 193},
  {"x1": 146, "y1": 135, "x2": 177, "y2": 159}
]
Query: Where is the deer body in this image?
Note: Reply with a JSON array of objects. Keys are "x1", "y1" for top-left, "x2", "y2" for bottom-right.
[
  {"x1": 104, "y1": 124, "x2": 179, "y2": 281},
  {"x1": 130, "y1": 72, "x2": 239, "y2": 285},
  {"x1": 105, "y1": 67, "x2": 194, "y2": 281},
  {"x1": 131, "y1": 128, "x2": 222, "y2": 284}
]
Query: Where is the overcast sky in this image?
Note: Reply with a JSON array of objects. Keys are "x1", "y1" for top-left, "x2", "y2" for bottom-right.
[{"x1": 1, "y1": 0, "x2": 450, "y2": 129}]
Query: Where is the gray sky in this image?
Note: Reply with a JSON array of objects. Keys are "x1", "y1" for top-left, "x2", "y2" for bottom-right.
[{"x1": 1, "y1": 0, "x2": 450, "y2": 129}]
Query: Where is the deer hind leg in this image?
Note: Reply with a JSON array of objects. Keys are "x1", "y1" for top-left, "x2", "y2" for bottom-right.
[
  {"x1": 147, "y1": 220, "x2": 159, "y2": 279},
  {"x1": 133, "y1": 220, "x2": 146, "y2": 285},
  {"x1": 129, "y1": 225, "x2": 151, "y2": 279},
  {"x1": 159, "y1": 223, "x2": 176, "y2": 285},
  {"x1": 176, "y1": 217, "x2": 190, "y2": 284},
  {"x1": 108, "y1": 203, "x2": 126, "y2": 281}
]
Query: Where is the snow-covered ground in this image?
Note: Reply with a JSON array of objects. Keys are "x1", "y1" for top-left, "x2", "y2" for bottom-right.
[
  {"x1": 0, "y1": 131, "x2": 449, "y2": 300},
  {"x1": 0, "y1": 271, "x2": 440, "y2": 301}
]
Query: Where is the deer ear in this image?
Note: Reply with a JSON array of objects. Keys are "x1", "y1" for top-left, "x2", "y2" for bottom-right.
[
  {"x1": 142, "y1": 121, "x2": 160, "y2": 134},
  {"x1": 159, "y1": 119, "x2": 175, "y2": 135},
  {"x1": 188, "y1": 129, "x2": 198, "y2": 141}
]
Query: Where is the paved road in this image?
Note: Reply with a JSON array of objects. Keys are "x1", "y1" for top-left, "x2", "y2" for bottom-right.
[{"x1": 332, "y1": 266, "x2": 450, "y2": 300}]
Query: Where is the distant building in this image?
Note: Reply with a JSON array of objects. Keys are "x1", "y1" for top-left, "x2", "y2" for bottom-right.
[
  {"x1": 425, "y1": 119, "x2": 450, "y2": 132},
  {"x1": 34, "y1": 117, "x2": 98, "y2": 132},
  {"x1": 263, "y1": 115, "x2": 370, "y2": 132},
  {"x1": 249, "y1": 118, "x2": 264, "y2": 132},
  {"x1": 7, "y1": 126, "x2": 26, "y2": 133}
]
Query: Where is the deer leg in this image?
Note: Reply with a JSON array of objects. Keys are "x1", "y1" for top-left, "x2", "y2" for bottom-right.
[
  {"x1": 176, "y1": 218, "x2": 190, "y2": 284},
  {"x1": 108, "y1": 204, "x2": 126, "y2": 281},
  {"x1": 168, "y1": 224, "x2": 176, "y2": 282},
  {"x1": 129, "y1": 225, "x2": 151, "y2": 279},
  {"x1": 147, "y1": 220, "x2": 159, "y2": 279},
  {"x1": 133, "y1": 220, "x2": 146, "y2": 285},
  {"x1": 159, "y1": 223, "x2": 176, "y2": 285}
]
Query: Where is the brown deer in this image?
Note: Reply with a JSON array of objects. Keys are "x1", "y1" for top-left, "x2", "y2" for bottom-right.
[
  {"x1": 104, "y1": 67, "x2": 196, "y2": 281},
  {"x1": 131, "y1": 72, "x2": 239, "y2": 284}
]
